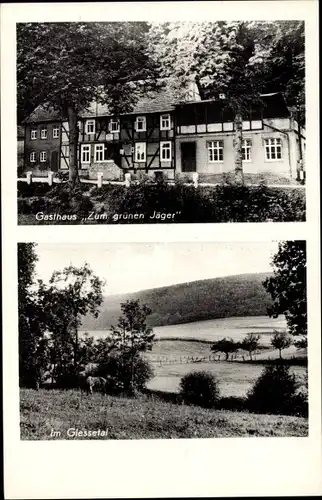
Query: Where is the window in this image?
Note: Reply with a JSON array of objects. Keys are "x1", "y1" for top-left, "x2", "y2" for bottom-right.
[
  {"x1": 160, "y1": 114, "x2": 171, "y2": 130},
  {"x1": 94, "y1": 144, "x2": 104, "y2": 162},
  {"x1": 30, "y1": 152, "x2": 36, "y2": 163},
  {"x1": 81, "y1": 144, "x2": 91, "y2": 163},
  {"x1": 135, "y1": 142, "x2": 146, "y2": 162},
  {"x1": 40, "y1": 128, "x2": 47, "y2": 139},
  {"x1": 208, "y1": 141, "x2": 224, "y2": 162},
  {"x1": 242, "y1": 139, "x2": 252, "y2": 162},
  {"x1": 40, "y1": 151, "x2": 47, "y2": 162},
  {"x1": 85, "y1": 120, "x2": 95, "y2": 135},
  {"x1": 31, "y1": 129, "x2": 37, "y2": 140},
  {"x1": 110, "y1": 119, "x2": 120, "y2": 133},
  {"x1": 135, "y1": 116, "x2": 146, "y2": 132},
  {"x1": 160, "y1": 141, "x2": 171, "y2": 161},
  {"x1": 265, "y1": 138, "x2": 282, "y2": 160},
  {"x1": 53, "y1": 127, "x2": 59, "y2": 139}
]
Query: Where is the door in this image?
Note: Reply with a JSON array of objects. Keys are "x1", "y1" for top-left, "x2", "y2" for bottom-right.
[
  {"x1": 51, "y1": 151, "x2": 59, "y2": 172},
  {"x1": 181, "y1": 142, "x2": 196, "y2": 172}
]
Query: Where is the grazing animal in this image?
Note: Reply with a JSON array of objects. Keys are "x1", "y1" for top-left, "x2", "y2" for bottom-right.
[{"x1": 85, "y1": 376, "x2": 107, "y2": 394}]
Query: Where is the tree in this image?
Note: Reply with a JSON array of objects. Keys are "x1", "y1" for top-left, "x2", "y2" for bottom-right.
[
  {"x1": 18, "y1": 243, "x2": 49, "y2": 388},
  {"x1": 247, "y1": 364, "x2": 301, "y2": 415},
  {"x1": 263, "y1": 241, "x2": 307, "y2": 336},
  {"x1": 251, "y1": 21, "x2": 305, "y2": 125},
  {"x1": 109, "y1": 300, "x2": 155, "y2": 392},
  {"x1": 17, "y1": 22, "x2": 157, "y2": 184},
  {"x1": 293, "y1": 336, "x2": 308, "y2": 350},
  {"x1": 241, "y1": 333, "x2": 260, "y2": 361},
  {"x1": 39, "y1": 263, "x2": 104, "y2": 379},
  {"x1": 211, "y1": 337, "x2": 239, "y2": 361},
  {"x1": 270, "y1": 331, "x2": 293, "y2": 359},
  {"x1": 179, "y1": 371, "x2": 220, "y2": 408}
]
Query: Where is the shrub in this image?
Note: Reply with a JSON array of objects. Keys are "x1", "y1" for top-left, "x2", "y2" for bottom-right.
[
  {"x1": 95, "y1": 352, "x2": 154, "y2": 395},
  {"x1": 247, "y1": 364, "x2": 304, "y2": 415},
  {"x1": 17, "y1": 180, "x2": 306, "y2": 223},
  {"x1": 179, "y1": 370, "x2": 220, "y2": 408}
]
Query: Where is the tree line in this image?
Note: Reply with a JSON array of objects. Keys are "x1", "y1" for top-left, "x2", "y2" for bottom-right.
[{"x1": 17, "y1": 21, "x2": 304, "y2": 184}]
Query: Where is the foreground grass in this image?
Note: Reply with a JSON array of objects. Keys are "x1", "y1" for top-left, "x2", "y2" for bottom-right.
[{"x1": 20, "y1": 389, "x2": 308, "y2": 440}]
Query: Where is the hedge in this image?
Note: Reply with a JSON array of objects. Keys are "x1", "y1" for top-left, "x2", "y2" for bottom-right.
[{"x1": 17, "y1": 179, "x2": 306, "y2": 224}]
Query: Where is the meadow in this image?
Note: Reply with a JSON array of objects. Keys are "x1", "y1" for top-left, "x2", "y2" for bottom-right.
[
  {"x1": 145, "y1": 346, "x2": 306, "y2": 396},
  {"x1": 81, "y1": 315, "x2": 306, "y2": 398},
  {"x1": 20, "y1": 388, "x2": 308, "y2": 440},
  {"x1": 20, "y1": 315, "x2": 307, "y2": 440},
  {"x1": 82, "y1": 315, "x2": 288, "y2": 343}
]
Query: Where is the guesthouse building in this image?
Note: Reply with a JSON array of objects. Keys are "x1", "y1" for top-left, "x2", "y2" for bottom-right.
[{"x1": 21, "y1": 79, "x2": 305, "y2": 184}]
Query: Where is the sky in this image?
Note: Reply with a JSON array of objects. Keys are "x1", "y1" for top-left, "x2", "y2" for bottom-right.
[{"x1": 32, "y1": 241, "x2": 279, "y2": 296}]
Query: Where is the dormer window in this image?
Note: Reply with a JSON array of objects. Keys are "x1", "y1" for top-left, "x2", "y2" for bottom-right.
[
  {"x1": 135, "y1": 116, "x2": 146, "y2": 132},
  {"x1": 85, "y1": 119, "x2": 95, "y2": 135},
  {"x1": 40, "y1": 128, "x2": 47, "y2": 139},
  {"x1": 110, "y1": 118, "x2": 120, "y2": 133},
  {"x1": 160, "y1": 114, "x2": 171, "y2": 131}
]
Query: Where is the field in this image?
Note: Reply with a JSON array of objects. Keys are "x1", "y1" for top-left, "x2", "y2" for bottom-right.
[
  {"x1": 20, "y1": 389, "x2": 308, "y2": 440},
  {"x1": 145, "y1": 346, "x2": 306, "y2": 396},
  {"x1": 81, "y1": 315, "x2": 307, "y2": 397},
  {"x1": 83, "y1": 315, "x2": 288, "y2": 343}
]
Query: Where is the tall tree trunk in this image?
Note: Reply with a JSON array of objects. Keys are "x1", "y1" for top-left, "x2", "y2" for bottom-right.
[
  {"x1": 74, "y1": 326, "x2": 78, "y2": 373},
  {"x1": 279, "y1": 349, "x2": 282, "y2": 360},
  {"x1": 234, "y1": 112, "x2": 244, "y2": 184},
  {"x1": 68, "y1": 106, "x2": 79, "y2": 186}
]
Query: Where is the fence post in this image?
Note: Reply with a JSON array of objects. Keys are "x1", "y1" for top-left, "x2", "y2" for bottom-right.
[
  {"x1": 125, "y1": 172, "x2": 131, "y2": 187},
  {"x1": 26, "y1": 171, "x2": 32, "y2": 185},
  {"x1": 48, "y1": 171, "x2": 54, "y2": 186},
  {"x1": 192, "y1": 172, "x2": 199, "y2": 188},
  {"x1": 97, "y1": 172, "x2": 103, "y2": 188}
]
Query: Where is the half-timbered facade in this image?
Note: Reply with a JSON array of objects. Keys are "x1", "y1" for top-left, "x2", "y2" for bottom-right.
[{"x1": 22, "y1": 81, "x2": 305, "y2": 182}]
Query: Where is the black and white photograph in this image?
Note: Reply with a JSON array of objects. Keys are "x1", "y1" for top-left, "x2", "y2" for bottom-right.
[
  {"x1": 17, "y1": 19, "x2": 306, "y2": 225},
  {"x1": 1, "y1": 0, "x2": 321, "y2": 498},
  {"x1": 19, "y1": 241, "x2": 308, "y2": 439}
]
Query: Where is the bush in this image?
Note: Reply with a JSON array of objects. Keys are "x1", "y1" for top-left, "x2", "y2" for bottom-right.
[
  {"x1": 17, "y1": 179, "x2": 306, "y2": 223},
  {"x1": 179, "y1": 370, "x2": 220, "y2": 408},
  {"x1": 94, "y1": 352, "x2": 154, "y2": 395},
  {"x1": 247, "y1": 364, "x2": 306, "y2": 415}
]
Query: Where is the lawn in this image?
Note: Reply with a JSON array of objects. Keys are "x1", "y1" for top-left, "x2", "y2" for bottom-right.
[{"x1": 20, "y1": 389, "x2": 308, "y2": 440}]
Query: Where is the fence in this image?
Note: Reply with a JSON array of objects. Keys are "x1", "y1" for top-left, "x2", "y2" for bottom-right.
[
  {"x1": 17, "y1": 171, "x2": 306, "y2": 190},
  {"x1": 145, "y1": 352, "x2": 262, "y2": 366}
]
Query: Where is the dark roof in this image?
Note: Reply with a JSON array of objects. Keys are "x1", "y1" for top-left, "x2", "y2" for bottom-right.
[
  {"x1": 23, "y1": 78, "x2": 200, "y2": 124},
  {"x1": 17, "y1": 125, "x2": 25, "y2": 138},
  {"x1": 175, "y1": 92, "x2": 290, "y2": 124},
  {"x1": 23, "y1": 86, "x2": 289, "y2": 125},
  {"x1": 23, "y1": 106, "x2": 62, "y2": 124}
]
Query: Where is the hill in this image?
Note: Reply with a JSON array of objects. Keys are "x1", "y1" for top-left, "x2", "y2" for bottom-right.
[{"x1": 81, "y1": 272, "x2": 273, "y2": 330}]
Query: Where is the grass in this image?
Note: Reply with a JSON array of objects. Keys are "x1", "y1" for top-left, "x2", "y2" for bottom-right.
[
  {"x1": 143, "y1": 339, "x2": 307, "y2": 397},
  {"x1": 146, "y1": 358, "x2": 307, "y2": 397},
  {"x1": 20, "y1": 388, "x2": 308, "y2": 440}
]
